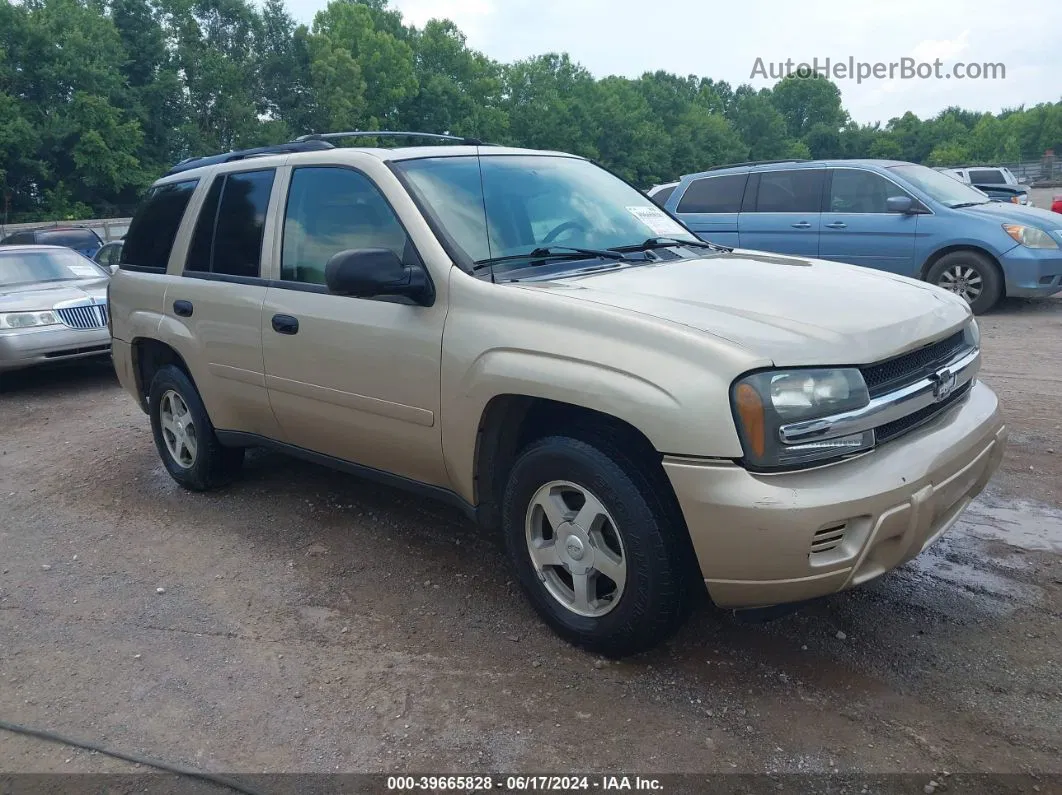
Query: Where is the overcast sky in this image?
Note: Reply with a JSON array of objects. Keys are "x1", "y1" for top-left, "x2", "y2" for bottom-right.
[{"x1": 284, "y1": 0, "x2": 1061, "y2": 126}]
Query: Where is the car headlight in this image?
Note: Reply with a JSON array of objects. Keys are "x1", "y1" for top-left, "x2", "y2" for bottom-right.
[
  {"x1": 731, "y1": 368, "x2": 873, "y2": 469},
  {"x1": 1003, "y1": 224, "x2": 1059, "y2": 249},
  {"x1": 0, "y1": 311, "x2": 60, "y2": 329}
]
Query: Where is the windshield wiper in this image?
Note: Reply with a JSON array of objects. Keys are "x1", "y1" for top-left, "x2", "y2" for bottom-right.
[
  {"x1": 472, "y1": 245, "x2": 629, "y2": 272},
  {"x1": 611, "y1": 236, "x2": 729, "y2": 253},
  {"x1": 948, "y1": 201, "x2": 989, "y2": 209}
]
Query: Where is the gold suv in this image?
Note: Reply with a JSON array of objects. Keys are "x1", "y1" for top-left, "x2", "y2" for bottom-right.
[{"x1": 109, "y1": 132, "x2": 1007, "y2": 657}]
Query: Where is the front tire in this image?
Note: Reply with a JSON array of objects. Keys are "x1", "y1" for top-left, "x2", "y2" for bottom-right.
[
  {"x1": 501, "y1": 435, "x2": 695, "y2": 657},
  {"x1": 148, "y1": 364, "x2": 243, "y2": 491},
  {"x1": 926, "y1": 251, "x2": 1002, "y2": 315}
]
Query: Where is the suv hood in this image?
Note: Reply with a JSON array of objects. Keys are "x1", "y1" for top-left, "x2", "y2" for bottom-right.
[
  {"x1": 515, "y1": 250, "x2": 970, "y2": 367},
  {"x1": 0, "y1": 279, "x2": 108, "y2": 313}
]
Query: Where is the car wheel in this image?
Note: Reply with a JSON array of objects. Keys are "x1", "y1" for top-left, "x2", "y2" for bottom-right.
[
  {"x1": 148, "y1": 364, "x2": 243, "y2": 491},
  {"x1": 926, "y1": 251, "x2": 1002, "y2": 315},
  {"x1": 501, "y1": 434, "x2": 695, "y2": 657}
]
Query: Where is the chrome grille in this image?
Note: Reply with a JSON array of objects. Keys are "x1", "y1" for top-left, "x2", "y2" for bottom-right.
[
  {"x1": 860, "y1": 330, "x2": 967, "y2": 398},
  {"x1": 55, "y1": 303, "x2": 109, "y2": 330}
]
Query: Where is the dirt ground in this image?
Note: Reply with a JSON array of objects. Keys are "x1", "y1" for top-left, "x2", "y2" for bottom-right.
[{"x1": 1, "y1": 298, "x2": 1061, "y2": 789}]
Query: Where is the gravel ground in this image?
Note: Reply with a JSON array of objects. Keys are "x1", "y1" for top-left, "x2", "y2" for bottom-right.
[{"x1": 1, "y1": 297, "x2": 1060, "y2": 790}]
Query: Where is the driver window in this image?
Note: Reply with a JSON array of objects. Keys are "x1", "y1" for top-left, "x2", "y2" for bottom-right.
[
  {"x1": 281, "y1": 167, "x2": 410, "y2": 285},
  {"x1": 828, "y1": 169, "x2": 906, "y2": 213}
]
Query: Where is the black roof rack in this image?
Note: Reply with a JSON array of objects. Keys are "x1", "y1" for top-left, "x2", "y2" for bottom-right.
[
  {"x1": 164, "y1": 130, "x2": 493, "y2": 177},
  {"x1": 294, "y1": 130, "x2": 489, "y2": 146},
  {"x1": 705, "y1": 158, "x2": 811, "y2": 171}
]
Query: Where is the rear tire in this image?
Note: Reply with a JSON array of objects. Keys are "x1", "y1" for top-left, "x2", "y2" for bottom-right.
[
  {"x1": 501, "y1": 434, "x2": 695, "y2": 657},
  {"x1": 148, "y1": 364, "x2": 243, "y2": 491},
  {"x1": 926, "y1": 250, "x2": 1002, "y2": 315}
]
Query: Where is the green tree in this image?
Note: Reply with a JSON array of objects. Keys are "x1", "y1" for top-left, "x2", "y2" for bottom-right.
[{"x1": 770, "y1": 74, "x2": 847, "y2": 141}]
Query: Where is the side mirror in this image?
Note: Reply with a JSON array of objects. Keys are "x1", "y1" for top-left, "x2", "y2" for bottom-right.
[
  {"x1": 324, "y1": 248, "x2": 434, "y2": 306},
  {"x1": 886, "y1": 195, "x2": 915, "y2": 214}
]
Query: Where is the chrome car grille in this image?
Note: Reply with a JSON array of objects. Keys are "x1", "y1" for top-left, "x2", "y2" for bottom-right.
[
  {"x1": 55, "y1": 303, "x2": 109, "y2": 330},
  {"x1": 859, "y1": 330, "x2": 967, "y2": 398}
]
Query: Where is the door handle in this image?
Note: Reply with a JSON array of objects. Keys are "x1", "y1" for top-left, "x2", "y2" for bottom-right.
[
  {"x1": 271, "y1": 314, "x2": 299, "y2": 335},
  {"x1": 825, "y1": 222, "x2": 848, "y2": 229},
  {"x1": 790, "y1": 221, "x2": 812, "y2": 229},
  {"x1": 173, "y1": 300, "x2": 193, "y2": 317}
]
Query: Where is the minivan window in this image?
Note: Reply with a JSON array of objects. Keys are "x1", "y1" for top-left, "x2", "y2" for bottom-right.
[
  {"x1": 828, "y1": 169, "x2": 907, "y2": 213},
  {"x1": 185, "y1": 169, "x2": 275, "y2": 279},
  {"x1": 887, "y1": 164, "x2": 989, "y2": 207},
  {"x1": 677, "y1": 174, "x2": 747, "y2": 214},
  {"x1": 752, "y1": 169, "x2": 824, "y2": 213},
  {"x1": 281, "y1": 167, "x2": 410, "y2": 285},
  {"x1": 121, "y1": 179, "x2": 199, "y2": 270},
  {"x1": 969, "y1": 169, "x2": 1006, "y2": 184}
]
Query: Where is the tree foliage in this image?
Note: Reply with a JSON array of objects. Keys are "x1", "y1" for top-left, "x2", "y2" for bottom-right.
[{"x1": 2, "y1": 0, "x2": 1062, "y2": 222}]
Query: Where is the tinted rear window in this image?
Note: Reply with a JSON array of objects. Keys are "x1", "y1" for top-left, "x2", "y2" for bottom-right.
[
  {"x1": 969, "y1": 169, "x2": 1006, "y2": 184},
  {"x1": 752, "y1": 169, "x2": 825, "y2": 213},
  {"x1": 676, "y1": 174, "x2": 748, "y2": 213},
  {"x1": 121, "y1": 179, "x2": 199, "y2": 271},
  {"x1": 38, "y1": 229, "x2": 101, "y2": 248},
  {"x1": 650, "y1": 185, "x2": 676, "y2": 207},
  {"x1": 185, "y1": 169, "x2": 275, "y2": 278}
]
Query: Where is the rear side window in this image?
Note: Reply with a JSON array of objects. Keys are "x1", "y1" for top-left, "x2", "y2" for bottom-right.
[
  {"x1": 121, "y1": 179, "x2": 199, "y2": 271},
  {"x1": 969, "y1": 169, "x2": 1006, "y2": 184},
  {"x1": 677, "y1": 174, "x2": 748, "y2": 213},
  {"x1": 650, "y1": 185, "x2": 676, "y2": 207},
  {"x1": 752, "y1": 169, "x2": 825, "y2": 213},
  {"x1": 38, "y1": 229, "x2": 101, "y2": 248},
  {"x1": 185, "y1": 169, "x2": 275, "y2": 278}
]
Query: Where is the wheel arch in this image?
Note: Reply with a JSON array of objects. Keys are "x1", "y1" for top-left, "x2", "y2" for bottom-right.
[
  {"x1": 919, "y1": 244, "x2": 1006, "y2": 295},
  {"x1": 130, "y1": 337, "x2": 198, "y2": 412}
]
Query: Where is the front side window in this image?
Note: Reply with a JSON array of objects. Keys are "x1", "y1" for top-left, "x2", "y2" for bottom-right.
[
  {"x1": 281, "y1": 167, "x2": 411, "y2": 285},
  {"x1": 828, "y1": 169, "x2": 908, "y2": 213},
  {"x1": 677, "y1": 174, "x2": 748, "y2": 214},
  {"x1": 393, "y1": 155, "x2": 698, "y2": 274},
  {"x1": 752, "y1": 169, "x2": 824, "y2": 213},
  {"x1": 186, "y1": 169, "x2": 275, "y2": 278},
  {"x1": 121, "y1": 179, "x2": 199, "y2": 270}
]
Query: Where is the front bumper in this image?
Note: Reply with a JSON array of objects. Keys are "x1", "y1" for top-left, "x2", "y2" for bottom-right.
[
  {"x1": 999, "y1": 244, "x2": 1062, "y2": 297},
  {"x1": 664, "y1": 380, "x2": 1006, "y2": 608},
  {"x1": 0, "y1": 325, "x2": 112, "y2": 373}
]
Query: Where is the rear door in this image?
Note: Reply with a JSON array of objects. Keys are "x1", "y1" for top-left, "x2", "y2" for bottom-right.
[
  {"x1": 669, "y1": 173, "x2": 746, "y2": 247},
  {"x1": 737, "y1": 168, "x2": 824, "y2": 257},
  {"x1": 818, "y1": 167, "x2": 919, "y2": 276},
  {"x1": 163, "y1": 167, "x2": 283, "y2": 439}
]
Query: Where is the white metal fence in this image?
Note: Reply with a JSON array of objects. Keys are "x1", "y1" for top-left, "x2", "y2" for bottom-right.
[{"x1": 0, "y1": 217, "x2": 131, "y2": 243}]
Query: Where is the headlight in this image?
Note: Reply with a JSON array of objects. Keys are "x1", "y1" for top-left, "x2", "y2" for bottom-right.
[
  {"x1": 731, "y1": 368, "x2": 873, "y2": 469},
  {"x1": 1003, "y1": 224, "x2": 1059, "y2": 249},
  {"x1": 0, "y1": 311, "x2": 60, "y2": 329}
]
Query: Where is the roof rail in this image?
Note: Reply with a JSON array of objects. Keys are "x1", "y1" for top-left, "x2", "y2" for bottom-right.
[
  {"x1": 705, "y1": 158, "x2": 811, "y2": 171},
  {"x1": 165, "y1": 140, "x2": 335, "y2": 176},
  {"x1": 294, "y1": 130, "x2": 489, "y2": 146}
]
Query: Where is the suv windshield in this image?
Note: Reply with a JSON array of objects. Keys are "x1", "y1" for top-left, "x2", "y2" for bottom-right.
[
  {"x1": 393, "y1": 154, "x2": 699, "y2": 275},
  {"x1": 888, "y1": 164, "x2": 990, "y2": 208},
  {"x1": 0, "y1": 248, "x2": 108, "y2": 288}
]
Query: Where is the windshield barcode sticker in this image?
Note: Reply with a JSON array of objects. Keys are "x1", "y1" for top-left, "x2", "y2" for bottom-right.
[
  {"x1": 69, "y1": 265, "x2": 102, "y2": 277},
  {"x1": 626, "y1": 205, "x2": 688, "y2": 237}
]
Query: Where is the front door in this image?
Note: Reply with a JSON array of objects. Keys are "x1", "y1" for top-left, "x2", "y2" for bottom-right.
[
  {"x1": 260, "y1": 165, "x2": 448, "y2": 487},
  {"x1": 818, "y1": 168, "x2": 918, "y2": 276},
  {"x1": 738, "y1": 168, "x2": 824, "y2": 257}
]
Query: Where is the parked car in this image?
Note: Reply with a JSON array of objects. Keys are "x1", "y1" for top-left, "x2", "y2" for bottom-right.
[
  {"x1": 969, "y1": 183, "x2": 1031, "y2": 206},
  {"x1": 93, "y1": 239, "x2": 124, "y2": 273},
  {"x1": 646, "y1": 181, "x2": 679, "y2": 207},
  {"x1": 937, "y1": 165, "x2": 1032, "y2": 206},
  {"x1": 1052, "y1": 194, "x2": 1062, "y2": 215},
  {"x1": 0, "y1": 226, "x2": 104, "y2": 258},
  {"x1": 0, "y1": 245, "x2": 112, "y2": 373},
  {"x1": 109, "y1": 132, "x2": 1005, "y2": 657},
  {"x1": 660, "y1": 158, "x2": 1062, "y2": 314}
]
